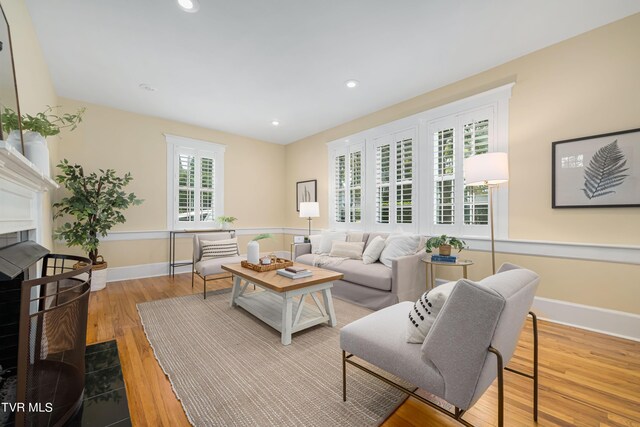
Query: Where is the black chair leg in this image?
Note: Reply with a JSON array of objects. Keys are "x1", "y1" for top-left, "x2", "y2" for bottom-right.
[
  {"x1": 342, "y1": 350, "x2": 347, "y2": 402},
  {"x1": 489, "y1": 347, "x2": 504, "y2": 427},
  {"x1": 530, "y1": 311, "x2": 539, "y2": 422}
]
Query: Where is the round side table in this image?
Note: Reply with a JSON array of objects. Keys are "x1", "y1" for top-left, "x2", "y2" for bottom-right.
[{"x1": 422, "y1": 257, "x2": 474, "y2": 290}]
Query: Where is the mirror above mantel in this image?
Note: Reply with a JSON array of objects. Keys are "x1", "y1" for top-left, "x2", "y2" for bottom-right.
[{"x1": 0, "y1": 2, "x2": 23, "y2": 153}]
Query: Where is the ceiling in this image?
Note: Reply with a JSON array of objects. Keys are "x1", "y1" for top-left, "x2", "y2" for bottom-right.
[{"x1": 25, "y1": 0, "x2": 640, "y2": 145}]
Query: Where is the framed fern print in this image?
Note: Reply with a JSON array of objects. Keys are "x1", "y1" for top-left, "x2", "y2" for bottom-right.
[{"x1": 552, "y1": 128, "x2": 640, "y2": 208}]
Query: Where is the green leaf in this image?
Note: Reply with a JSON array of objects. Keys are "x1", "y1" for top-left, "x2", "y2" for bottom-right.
[{"x1": 581, "y1": 140, "x2": 629, "y2": 200}]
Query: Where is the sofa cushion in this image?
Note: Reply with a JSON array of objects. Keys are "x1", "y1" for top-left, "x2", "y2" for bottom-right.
[
  {"x1": 196, "y1": 254, "x2": 245, "y2": 276},
  {"x1": 406, "y1": 281, "x2": 456, "y2": 343},
  {"x1": 379, "y1": 234, "x2": 421, "y2": 267},
  {"x1": 309, "y1": 234, "x2": 322, "y2": 254},
  {"x1": 325, "y1": 259, "x2": 392, "y2": 291},
  {"x1": 319, "y1": 231, "x2": 347, "y2": 254},
  {"x1": 362, "y1": 235, "x2": 386, "y2": 264},
  {"x1": 365, "y1": 232, "x2": 389, "y2": 249},
  {"x1": 295, "y1": 253, "x2": 315, "y2": 266},
  {"x1": 330, "y1": 242, "x2": 364, "y2": 259},
  {"x1": 201, "y1": 238, "x2": 238, "y2": 260}
]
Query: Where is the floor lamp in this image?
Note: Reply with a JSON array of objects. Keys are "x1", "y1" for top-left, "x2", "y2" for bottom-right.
[
  {"x1": 464, "y1": 153, "x2": 509, "y2": 275},
  {"x1": 299, "y1": 202, "x2": 319, "y2": 239}
]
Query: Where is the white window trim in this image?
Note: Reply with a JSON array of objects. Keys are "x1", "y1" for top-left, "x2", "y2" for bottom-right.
[
  {"x1": 328, "y1": 83, "x2": 513, "y2": 239},
  {"x1": 165, "y1": 134, "x2": 226, "y2": 230}
]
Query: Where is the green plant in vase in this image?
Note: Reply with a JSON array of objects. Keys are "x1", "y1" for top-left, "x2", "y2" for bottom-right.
[
  {"x1": 53, "y1": 159, "x2": 143, "y2": 291},
  {"x1": 425, "y1": 235, "x2": 466, "y2": 256},
  {"x1": 216, "y1": 215, "x2": 237, "y2": 230}
]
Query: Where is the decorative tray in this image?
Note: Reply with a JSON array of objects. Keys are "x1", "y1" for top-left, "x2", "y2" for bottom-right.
[{"x1": 241, "y1": 258, "x2": 293, "y2": 272}]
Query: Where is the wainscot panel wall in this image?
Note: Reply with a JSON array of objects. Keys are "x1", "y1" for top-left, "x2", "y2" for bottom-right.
[{"x1": 283, "y1": 14, "x2": 640, "y2": 316}]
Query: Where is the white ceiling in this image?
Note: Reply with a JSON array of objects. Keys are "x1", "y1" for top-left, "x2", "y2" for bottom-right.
[{"x1": 24, "y1": 0, "x2": 640, "y2": 145}]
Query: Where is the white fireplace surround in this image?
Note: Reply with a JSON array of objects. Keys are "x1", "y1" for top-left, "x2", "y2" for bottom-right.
[{"x1": 0, "y1": 141, "x2": 57, "y2": 241}]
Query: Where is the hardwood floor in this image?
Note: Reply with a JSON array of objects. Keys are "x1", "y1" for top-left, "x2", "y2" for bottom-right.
[{"x1": 86, "y1": 274, "x2": 640, "y2": 426}]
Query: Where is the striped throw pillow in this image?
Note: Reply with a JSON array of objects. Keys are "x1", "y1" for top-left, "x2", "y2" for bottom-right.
[{"x1": 201, "y1": 238, "x2": 238, "y2": 260}]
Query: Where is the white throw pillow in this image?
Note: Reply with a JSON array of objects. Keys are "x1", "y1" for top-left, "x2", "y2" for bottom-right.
[
  {"x1": 362, "y1": 236, "x2": 386, "y2": 264},
  {"x1": 319, "y1": 231, "x2": 347, "y2": 254},
  {"x1": 406, "y1": 281, "x2": 456, "y2": 343},
  {"x1": 329, "y1": 242, "x2": 364, "y2": 259},
  {"x1": 308, "y1": 234, "x2": 322, "y2": 254},
  {"x1": 201, "y1": 238, "x2": 238, "y2": 261},
  {"x1": 379, "y1": 234, "x2": 421, "y2": 267}
]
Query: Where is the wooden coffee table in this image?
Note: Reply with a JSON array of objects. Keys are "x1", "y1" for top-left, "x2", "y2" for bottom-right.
[{"x1": 221, "y1": 263, "x2": 343, "y2": 345}]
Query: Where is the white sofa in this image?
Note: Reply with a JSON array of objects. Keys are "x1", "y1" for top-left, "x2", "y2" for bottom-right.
[{"x1": 293, "y1": 232, "x2": 426, "y2": 310}]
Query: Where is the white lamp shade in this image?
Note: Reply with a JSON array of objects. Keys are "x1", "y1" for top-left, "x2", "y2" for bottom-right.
[
  {"x1": 299, "y1": 202, "x2": 320, "y2": 218},
  {"x1": 464, "y1": 152, "x2": 509, "y2": 186}
]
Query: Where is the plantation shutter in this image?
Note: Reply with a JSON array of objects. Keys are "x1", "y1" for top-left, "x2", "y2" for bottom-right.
[
  {"x1": 396, "y1": 137, "x2": 413, "y2": 224},
  {"x1": 375, "y1": 144, "x2": 390, "y2": 224},
  {"x1": 176, "y1": 149, "x2": 217, "y2": 225},
  {"x1": 177, "y1": 153, "x2": 195, "y2": 223},
  {"x1": 334, "y1": 154, "x2": 346, "y2": 223},
  {"x1": 463, "y1": 119, "x2": 489, "y2": 225},
  {"x1": 349, "y1": 150, "x2": 363, "y2": 223},
  {"x1": 200, "y1": 156, "x2": 215, "y2": 222},
  {"x1": 433, "y1": 127, "x2": 455, "y2": 225}
]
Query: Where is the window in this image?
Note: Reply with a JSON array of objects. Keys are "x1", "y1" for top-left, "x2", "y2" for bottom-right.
[
  {"x1": 373, "y1": 129, "x2": 415, "y2": 227},
  {"x1": 328, "y1": 83, "x2": 511, "y2": 237},
  {"x1": 166, "y1": 134, "x2": 225, "y2": 229},
  {"x1": 330, "y1": 142, "x2": 364, "y2": 226},
  {"x1": 428, "y1": 105, "x2": 503, "y2": 236}
]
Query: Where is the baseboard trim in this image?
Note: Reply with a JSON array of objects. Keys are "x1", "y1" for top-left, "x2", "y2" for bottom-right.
[
  {"x1": 532, "y1": 296, "x2": 640, "y2": 342},
  {"x1": 107, "y1": 260, "x2": 192, "y2": 282}
]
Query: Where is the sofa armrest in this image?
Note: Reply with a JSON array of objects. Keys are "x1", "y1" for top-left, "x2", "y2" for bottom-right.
[
  {"x1": 391, "y1": 252, "x2": 427, "y2": 302},
  {"x1": 293, "y1": 243, "x2": 311, "y2": 260}
]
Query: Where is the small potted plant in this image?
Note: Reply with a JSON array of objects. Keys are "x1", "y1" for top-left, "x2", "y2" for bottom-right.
[
  {"x1": 53, "y1": 159, "x2": 143, "y2": 291},
  {"x1": 216, "y1": 215, "x2": 237, "y2": 230},
  {"x1": 2, "y1": 106, "x2": 85, "y2": 176},
  {"x1": 425, "y1": 235, "x2": 466, "y2": 256}
]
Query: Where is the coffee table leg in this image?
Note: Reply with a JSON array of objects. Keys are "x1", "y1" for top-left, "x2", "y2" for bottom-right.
[
  {"x1": 322, "y1": 288, "x2": 337, "y2": 327},
  {"x1": 281, "y1": 296, "x2": 293, "y2": 345},
  {"x1": 230, "y1": 276, "x2": 242, "y2": 307}
]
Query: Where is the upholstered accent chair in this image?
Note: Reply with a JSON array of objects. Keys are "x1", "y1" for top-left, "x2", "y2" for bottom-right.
[
  {"x1": 340, "y1": 263, "x2": 539, "y2": 427},
  {"x1": 192, "y1": 231, "x2": 241, "y2": 298}
]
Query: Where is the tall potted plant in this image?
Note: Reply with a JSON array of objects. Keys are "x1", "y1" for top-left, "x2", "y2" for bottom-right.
[
  {"x1": 2, "y1": 106, "x2": 85, "y2": 176},
  {"x1": 53, "y1": 159, "x2": 143, "y2": 291}
]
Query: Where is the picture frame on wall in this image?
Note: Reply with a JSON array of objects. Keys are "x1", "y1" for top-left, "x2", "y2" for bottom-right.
[
  {"x1": 552, "y1": 127, "x2": 640, "y2": 208},
  {"x1": 296, "y1": 179, "x2": 317, "y2": 212}
]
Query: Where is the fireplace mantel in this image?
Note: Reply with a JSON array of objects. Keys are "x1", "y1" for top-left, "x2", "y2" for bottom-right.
[
  {"x1": 0, "y1": 142, "x2": 58, "y2": 235},
  {"x1": 0, "y1": 142, "x2": 58, "y2": 191}
]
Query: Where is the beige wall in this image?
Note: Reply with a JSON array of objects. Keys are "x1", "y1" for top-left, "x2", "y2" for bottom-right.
[
  {"x1": 284, "y1": 14, "x2": 640, "y2": 314},
  {"x1": 52, "y1": 98, "x2": 287, "y2": 264},
  {"x1": 2, "y1": 0, "x2": 59, "y2": 250}
]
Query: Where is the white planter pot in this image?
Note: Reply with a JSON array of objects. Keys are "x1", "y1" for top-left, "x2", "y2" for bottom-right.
[
  {"x1": 23, "y1": 131, "x2": 50, "y2": 177},
  {"x1": 6, "y1": 130, "x2": 22, "y2": 152},
  {"x1": 91, "y1": 266, "x2": 108, "y2": 291},
  {"x1": 247, "y1": 241, "x2": 259, "y2": 264}
]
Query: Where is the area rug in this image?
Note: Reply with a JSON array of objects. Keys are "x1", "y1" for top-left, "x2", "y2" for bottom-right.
[{"x1": 137, "y1": 290, "x2": 411, "y2": 426}]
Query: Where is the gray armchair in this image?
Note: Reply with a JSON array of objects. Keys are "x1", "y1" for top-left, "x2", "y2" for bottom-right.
[
  {"x1": 340, "y1": 263, "x2": 539, "y2": 426},
  {"x1": 192, "y1": 231, "x2": 241, "y2": 298}
]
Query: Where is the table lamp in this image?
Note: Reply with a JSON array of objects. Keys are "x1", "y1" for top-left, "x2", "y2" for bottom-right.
[{"x1": 299, "y1": 202, "x2": 319, "y2": 239}]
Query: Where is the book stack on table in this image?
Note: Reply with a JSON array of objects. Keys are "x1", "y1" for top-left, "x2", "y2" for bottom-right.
[
  {"x1": 277, "y1": 266, "x2": 312, "y2": 279},
  {"x1": 430, "y1": 255, "x2": 458, "y2": 263}
]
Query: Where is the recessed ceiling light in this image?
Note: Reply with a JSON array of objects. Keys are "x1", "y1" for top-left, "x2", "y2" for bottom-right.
[
  {"x1": 138, "y1": 83, "x2": 157, "y2": 92},
  {"x1": 177, "y1": 0, "x2": 200, "y2": 13},
  {"x1": 271, "y1": 120, "x2": 280, "y2": 126},
  {"x1": 345, "y1": 79, "x2": 359, "y2": 89}
]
